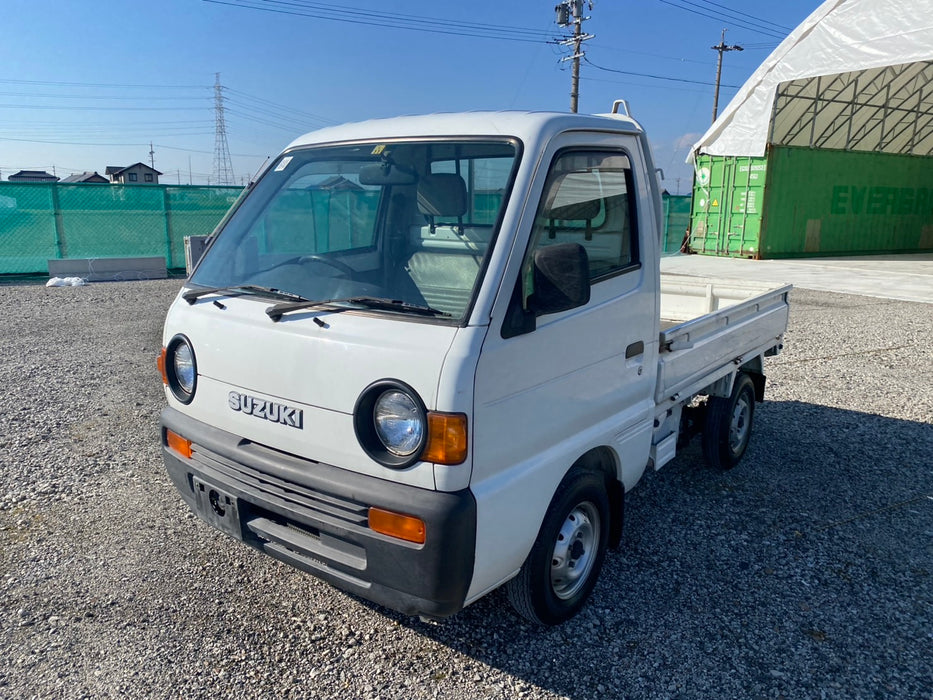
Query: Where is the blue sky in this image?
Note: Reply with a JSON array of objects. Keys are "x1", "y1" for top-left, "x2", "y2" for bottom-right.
[{"x1": 0, "y1": 1, "x2": 820, "y2": 193}]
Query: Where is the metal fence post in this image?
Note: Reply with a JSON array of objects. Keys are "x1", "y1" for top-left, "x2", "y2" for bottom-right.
[
  {"x1": 50, "y1": 183, "x2": 68, "y2": 259},
  {"x1": 162, "y1": 186, "x2": 173, "y2": 268}
]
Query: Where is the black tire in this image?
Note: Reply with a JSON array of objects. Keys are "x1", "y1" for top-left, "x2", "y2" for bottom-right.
[
  {"x1": 702, "y1": 372, "x2": 756, "y2": 470},
  {"x1": 506, "y1": 470, "x2": 610, "y2": 626}
]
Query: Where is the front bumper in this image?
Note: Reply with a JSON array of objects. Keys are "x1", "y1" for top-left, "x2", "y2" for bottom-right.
[{"x1": 160, "y1": 407, "x2": 476, "y2": 618}]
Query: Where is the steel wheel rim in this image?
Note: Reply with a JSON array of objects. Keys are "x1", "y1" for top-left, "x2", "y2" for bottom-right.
[
  {"x1": 729, "y1": 394, "x2": 752, "y2": 452},
  {"x1": 550, "y1": 501, "x2": 600, "y2": 600}
]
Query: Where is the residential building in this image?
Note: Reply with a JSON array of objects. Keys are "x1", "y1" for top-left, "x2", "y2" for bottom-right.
[
  {"x1": 7, "y1": 170, "x2": 59, "y2": 182},
  {"x1": 105, "y1": 163, "x2": 162, "y2": 185},
  {"x1": 60, "y1": 171, "x2": 109, "y2": 184}
]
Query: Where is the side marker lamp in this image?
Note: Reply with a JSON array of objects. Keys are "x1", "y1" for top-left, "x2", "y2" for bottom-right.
[
  {"x1": 157, "y1": 347, "x2": 168, "y2": 385},
  {"x1": 422, "y1": 412, "x2": 468, "y2": 465},
  {"x1": 165, "y1": 429, "x2": 193, "y2": 459},
  {"x1": 368, "y1": 507, "x2": 426, "y2": 544}
]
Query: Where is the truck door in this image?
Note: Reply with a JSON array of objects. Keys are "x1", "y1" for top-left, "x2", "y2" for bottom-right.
[{"x1": 468, "y1": 132, "x2": 659, "y2": 597}]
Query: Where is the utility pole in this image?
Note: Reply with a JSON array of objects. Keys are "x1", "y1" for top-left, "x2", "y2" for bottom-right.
[
  {"x1": 149, "y1": 142, "x2": 155, "y2": 170},
  {"x1": 711, "y1": 29, "x2": 743, "y2": 124},
  {"x1": 556, "y1": 1, "x2": 594, "y2": 113}
]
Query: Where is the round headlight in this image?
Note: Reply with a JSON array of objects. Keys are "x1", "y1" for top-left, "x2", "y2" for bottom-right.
[
  {"x1": 374, "y1": 390, "x2": 424, "y2": 456},
  {"x1": 173, "y1": 342, "x2": 195, "y2": 394},
  {"x1": 166, "y1": 335, "x2": 197, "y2": 404},
  {"x1": 353, "y1": 380, "x2": 427, "y2": 468}
]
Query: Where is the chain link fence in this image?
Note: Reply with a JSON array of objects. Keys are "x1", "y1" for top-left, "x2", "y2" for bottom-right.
[
  {"x1": 0, "y1": 183, "x2": 242, "y2": 275},
  {"x1": 0, "y1": 183, "x2": 691, "y2": 276}
]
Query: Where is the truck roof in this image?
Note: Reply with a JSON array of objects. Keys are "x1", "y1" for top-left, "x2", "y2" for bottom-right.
[{"x1": 284, "y1": 110, "x2": 644, "y2": 150}]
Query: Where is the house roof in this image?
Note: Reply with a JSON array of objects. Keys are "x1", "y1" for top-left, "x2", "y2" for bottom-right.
[
  {"x1": 106, "y1": 162, "x2": 163, "y2": 176},
  {"x1": 7, "y1": 170, "x2": 59, "y2": 182},
  {"x1": 60, "y1": 171, "x2": 108, "y2": 183},
  {"x1": 690, "y1": 0, "x2": 933, "y2": 159}
]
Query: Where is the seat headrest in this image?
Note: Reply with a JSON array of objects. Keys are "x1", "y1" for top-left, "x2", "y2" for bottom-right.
[
  {"x1": 545, "y1": 172, "x2": 601, "y2": 221},
  {"x1": 417, "y1": 173, "x2": 467, "y2": 217}
]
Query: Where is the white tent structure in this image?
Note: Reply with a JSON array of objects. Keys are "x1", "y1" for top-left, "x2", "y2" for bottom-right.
[{"x1": 691, "y1": 0, "x2": 933, "y2": 160}]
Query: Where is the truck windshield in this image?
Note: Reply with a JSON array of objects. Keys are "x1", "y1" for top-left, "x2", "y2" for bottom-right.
[{"x1": 190, "y1": 139, "x2": 519, "y2": 323}]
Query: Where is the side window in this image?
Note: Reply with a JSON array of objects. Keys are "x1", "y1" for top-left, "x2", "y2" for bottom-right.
[{"x1": 524, "y1": 150, "x2": 638, "y2": 300}]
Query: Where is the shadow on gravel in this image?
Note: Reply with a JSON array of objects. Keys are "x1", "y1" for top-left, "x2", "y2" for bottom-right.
[{"x1": 387, "y1": 400, "x2": 933, "y2": 699}]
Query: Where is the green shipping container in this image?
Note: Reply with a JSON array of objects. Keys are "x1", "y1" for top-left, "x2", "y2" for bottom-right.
[
  {"x1": 690, "y1": 147, "x2": 933, "y2": 258},
  {"x1": 760, "y1": 147, "x2": 933, "y2": 257},
  {"x1": 690, "y1": 154, "x2": 768, "y2": 258}
]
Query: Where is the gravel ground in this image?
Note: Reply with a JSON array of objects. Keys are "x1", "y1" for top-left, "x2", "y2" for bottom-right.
[{"x1": 0, "y1": 279, "x2": 930, "y2": 700}]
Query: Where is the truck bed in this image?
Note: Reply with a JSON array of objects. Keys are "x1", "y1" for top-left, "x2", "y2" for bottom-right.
[{"x1": 655, "y1": 274, "x2": 792, "y2": 408}]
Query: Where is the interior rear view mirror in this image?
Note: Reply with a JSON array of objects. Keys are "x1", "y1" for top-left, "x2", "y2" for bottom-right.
[{"x1": 358, "y1": 163, "x2": 417, "y2": 186}]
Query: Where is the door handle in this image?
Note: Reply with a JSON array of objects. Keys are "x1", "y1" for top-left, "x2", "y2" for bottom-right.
[{"x1": 625, "y1": 341, "x2": 644, "y2": 359}]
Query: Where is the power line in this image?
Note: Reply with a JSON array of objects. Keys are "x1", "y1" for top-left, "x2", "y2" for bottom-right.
[
  {"x1": 692, "y1": 0, "x2": 792, "y2": 32},
  {"x1": 0, "y1": 104, "x2": 207, "y2": 112},
  {"x1": 0, "y1": 134, "x2": 264, "y2": 159},
  {"x1": 251, "y1": 0, "x2": 553, "y2": 38},
  {"x1": 0, "y1": 91, "x2": 208, "y2": 102},
  {"x1": 223, "y1": 99, "x2": 327, "y2": 129},
  {"x1": 204, "y1": 0, "x2": 556, "y2": 44},
  {"x1": 657, "y1": 0, "x2": 787, "y2": 40},
  {"x1": 584, "y1": 58, "x2": 740, "y2": 88},
  {"x1": 0, "y1": 77, "x2": 208, "y2": 90},
  {"x1": 580, "y1": 74, "x2": 720, "y2": 95},
  {"x1": 157, "y1": 143, "x2": 265, "y2": 158},
  {"x1": 587, "y1": 42, "x2": 716, "y2": 67},
  {"x1": 224, "y1": 87, "x2": 335, "y2": 126},
  {"x1": 663, "y1": 0, "x2": 787, "y2": 36}
]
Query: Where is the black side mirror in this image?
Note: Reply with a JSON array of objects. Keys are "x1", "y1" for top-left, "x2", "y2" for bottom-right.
[
  {"x1": 501, "y1": 242, "x2": 590, "y2": 339},
  {"x1": 529, "y1": 242, "x2": 590, "y2": 316}
]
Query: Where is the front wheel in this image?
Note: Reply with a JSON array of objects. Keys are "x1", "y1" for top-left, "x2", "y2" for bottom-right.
[
  {"x1": 506, "y1": 470, "x2": 610, "y2": 626},
  {"x1": 702, "y1": 372, "x2": 756, "y2": 470}
]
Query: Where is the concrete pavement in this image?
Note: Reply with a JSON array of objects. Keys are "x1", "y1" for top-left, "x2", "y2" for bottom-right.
[{"x1": 660, "y1": 252, "x2": 933, "y2": 304}]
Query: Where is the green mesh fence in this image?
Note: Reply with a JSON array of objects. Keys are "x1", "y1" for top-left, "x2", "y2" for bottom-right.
[
  {"x1": 0, "y1": 185, "x2": 58, "y2": 274},
  {"x1": 662, "y1": 194, "x2": 692, "y2": 253},
  {"x1": 0, "y1": 182, "x2": 690, "y2": 275},
  {"x1": 0, "y1": 182, "x2": 242, "y2": 275}
]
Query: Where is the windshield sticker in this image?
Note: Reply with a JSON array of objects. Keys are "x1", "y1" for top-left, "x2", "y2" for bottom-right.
[
  {"x1": 371, "y1": 145, "x2": 387, "y2": 155},
  {"x1": 274, "y1": 156, "x2": 294, "y2": 172}
]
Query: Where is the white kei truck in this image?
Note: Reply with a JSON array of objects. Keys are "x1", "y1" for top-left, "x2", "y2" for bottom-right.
[{"x1": 158, "y1": 102, "x2": 791, "y2": 626}]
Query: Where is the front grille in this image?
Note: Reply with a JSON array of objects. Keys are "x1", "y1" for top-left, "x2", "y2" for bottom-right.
[{"x1": 191, "y1": 443, "x2": 369, "y2": 530}]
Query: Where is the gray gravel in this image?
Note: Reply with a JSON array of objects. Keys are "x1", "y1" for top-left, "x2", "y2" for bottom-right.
[{"x1": 1, "y1": 279, "x2": 931, "y2": 699}]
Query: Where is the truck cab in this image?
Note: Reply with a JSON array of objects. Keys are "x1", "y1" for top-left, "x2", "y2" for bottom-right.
[{"x1": 159, "y1": 107, "x2": 788, "y2": 625}]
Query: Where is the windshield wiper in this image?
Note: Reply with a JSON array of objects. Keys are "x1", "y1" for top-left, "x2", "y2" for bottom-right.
[
  {"x1": 266, "y1": 296, "x2": 450, "y2": 322},
  {"x1": 183, "y1": 285, "x2": 306, "y2": 305}
]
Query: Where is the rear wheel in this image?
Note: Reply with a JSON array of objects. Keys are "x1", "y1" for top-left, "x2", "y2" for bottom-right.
[
  {"x1": 506, "y1": 470, "x2": 610, "y2": 626},
  {"x1": 702, "y1": 372, "x2": 756, "y2": 470}
]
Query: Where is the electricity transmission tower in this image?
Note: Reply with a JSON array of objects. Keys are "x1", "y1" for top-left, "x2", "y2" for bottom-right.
[
  {"x1": 555, "y1": 0, "x2": 594, "y2": 113},
  {"x1": 711, "y1": 29, "x2": 743, "y2": 124},
  {"x1": 212, "y1": 73, "x2": 236, "y2": 186}
]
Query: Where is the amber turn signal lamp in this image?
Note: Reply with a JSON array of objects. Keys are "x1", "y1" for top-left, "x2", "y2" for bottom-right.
[
  {"x1": 421, "y1": 412, "x2": 468, "y2": 465},
  {"x1": 368, "y1": 507, "x2": 426, "y2": 544},
  {"x1": 165, "y1": 429, "x2": 193, "y2": 459},
  {"x1": 157, "y1": 347, "x2": 168, "y2": 385}
]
